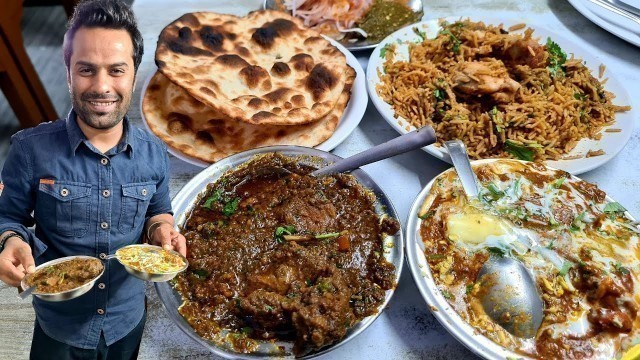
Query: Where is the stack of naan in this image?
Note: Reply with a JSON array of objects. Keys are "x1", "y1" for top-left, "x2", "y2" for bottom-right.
[{"x1": 143, "y1": 10, "x2": 356, "y2": 163}]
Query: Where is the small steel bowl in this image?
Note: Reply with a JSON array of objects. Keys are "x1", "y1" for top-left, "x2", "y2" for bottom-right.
[
  {"x1": 20, "y1": 255, "x2": 105, "y2": 302},
  {"x1": 114, "y1": 244, "x2": 188, "y2": 282}
]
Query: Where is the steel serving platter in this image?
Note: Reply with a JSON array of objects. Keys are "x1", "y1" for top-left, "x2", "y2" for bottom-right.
[
  {"x1": 155, "y1": 145, "x2": 404, "y2": 359},
  {"x1": 405, "y1": 158, "x2": 638, "y2": 359}
]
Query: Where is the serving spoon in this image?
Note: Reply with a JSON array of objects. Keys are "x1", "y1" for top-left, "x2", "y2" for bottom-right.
[
  {"x1": 313, "y1": 126, "x2": 436, "y2": 176},
  {"x1": 234, "y1": 126, "x2": 436, "y2": 189},
  {"x1": 443, "y1": 139, "x2": 544, "y2": 339}
]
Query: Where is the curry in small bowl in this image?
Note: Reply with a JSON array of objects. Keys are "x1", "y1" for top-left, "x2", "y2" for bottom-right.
[{"x1": 22, "y1": 256, "x2": 104, "y2": 301}]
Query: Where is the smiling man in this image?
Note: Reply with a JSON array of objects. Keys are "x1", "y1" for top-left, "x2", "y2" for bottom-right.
[{"x1": 0, "y1": 1, "x2": 186, "y2": 359}]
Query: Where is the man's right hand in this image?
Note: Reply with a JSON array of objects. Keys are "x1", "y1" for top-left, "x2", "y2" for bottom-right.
[{"x1": 0, "y1": 237, "x2": 35, "y2": 287}]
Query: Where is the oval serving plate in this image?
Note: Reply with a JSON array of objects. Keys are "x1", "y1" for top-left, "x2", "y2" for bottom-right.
[
  {"x1": 141, "y1": 36, "x2": 367, "y2": 168},
  {"x1": 405, "y1": 158, "x2": 640, "y2": 359},
  {"x1": 21, "y1": 255, "x2": 105, "y2": 302},
  {"x1": 366, "y1": 16, "x2": 634, "y2": 175},
  {"x1": 155, "y1": 145, "x2": 404, "y2": 359},
  {"x1": 262, "y1": 0, "x2": 424, "y2": 51}
]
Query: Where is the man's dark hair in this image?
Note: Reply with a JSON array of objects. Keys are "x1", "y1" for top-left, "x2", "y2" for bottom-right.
[{"x1": 63, "y1": 0, "x2": 143, "y2": 73}]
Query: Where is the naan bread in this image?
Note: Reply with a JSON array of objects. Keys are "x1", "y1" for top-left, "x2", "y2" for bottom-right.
[
  {"x1": 142, "y1": 69, "x2": 355, "y2": 163},
  {"x1": 155, "y1": 10, "x2": 349, "y2": 125}
]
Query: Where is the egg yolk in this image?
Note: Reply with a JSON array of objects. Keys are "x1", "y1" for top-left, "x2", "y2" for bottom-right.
[{"x1": 446, "y1": 211, "x2": 510, "y2": 245}]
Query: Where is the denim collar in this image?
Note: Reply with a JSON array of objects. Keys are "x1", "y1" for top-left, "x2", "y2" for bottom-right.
[{"x1": 65, "y1": 109, "x2": 134, "y2": 158}]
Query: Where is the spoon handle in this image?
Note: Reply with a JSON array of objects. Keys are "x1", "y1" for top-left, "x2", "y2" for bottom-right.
[
  {"x1": 18, "y1": 285, "x2": 36, "y2": 300},
  {"x1": 444, "y1": 140, "x2": 480, "y2": 198},
  {"x1": 312, "y1": 126, "x2": 436, "y2": 176}
]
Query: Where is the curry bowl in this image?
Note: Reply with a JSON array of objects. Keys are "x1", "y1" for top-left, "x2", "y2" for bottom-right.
[
  {"x1": 113, "y1": 244, "x2": 188, "y2": 282},
  {"x1": 156, "y1": 145, "x2": 404, "y2": 359},
  {"x1": 20, "y1": 255, "x2": 105, "y2": 302},
  {"x1": 406, "y1": 159, "x2": 640, "y2": 359}
]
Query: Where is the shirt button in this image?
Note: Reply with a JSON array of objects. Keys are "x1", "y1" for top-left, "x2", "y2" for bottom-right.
[
  {"x1": 60, "y1": 188, "x2": 69, "y2": 197},
  {"x1": 141, "y1": 188, "x2": 147, "y2": 196},
  {"x1": 100, "y1": 158, "x2": 109, "y2": 166},
  {"x1": 98, "y1": 283, "x2": 106, "y2": 290},
  {"x1": 100, "y1": 222, "x2": 109, "y2": 230},
  {"x1": 97, "y1": 309, "x2": 105, "y2": 315},
  {"x1": 99, "y1": 253, "x2": 107, "y2": 260},
  {"x1": 102, "y1": 189, "x2": 110, "y2": 197}
]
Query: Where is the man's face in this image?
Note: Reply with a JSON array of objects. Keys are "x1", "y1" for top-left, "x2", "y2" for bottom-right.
[{"x1": 67, "y1": 27, "x2": 136, "y2": 130}]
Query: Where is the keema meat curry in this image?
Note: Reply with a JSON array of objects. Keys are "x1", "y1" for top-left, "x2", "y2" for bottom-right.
[{"x1": 174, "y1": 153, "x2": 400, "y2": 356}]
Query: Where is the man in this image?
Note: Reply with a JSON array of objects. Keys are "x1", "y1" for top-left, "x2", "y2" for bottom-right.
[{"x1": 0, "y1": 0, "x2": 186, "y2": 358}]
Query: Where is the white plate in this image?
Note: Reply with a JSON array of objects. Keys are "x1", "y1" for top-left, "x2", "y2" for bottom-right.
[
  {"x1": 366, "y1": 17, "x2": 634, "y2": 175},
  {"x1": 566, "y1": 0, "x2": 640, "y2": 48},
  {"x1": 140, "y1": 37, "x2": 367, "y2": 168}
]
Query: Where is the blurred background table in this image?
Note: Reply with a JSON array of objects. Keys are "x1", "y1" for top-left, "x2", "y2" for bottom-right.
[
  {"x1": 0, "y1": 0, "x2": 638, "y2": 359},
  {"x1": 0, "y1": 0, "x2": 60, "y2": 128}
]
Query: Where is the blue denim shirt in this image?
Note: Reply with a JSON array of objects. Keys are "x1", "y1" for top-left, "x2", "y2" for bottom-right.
[{"x1": 0, "y1": 110, "x2": 172, "y2": 349}]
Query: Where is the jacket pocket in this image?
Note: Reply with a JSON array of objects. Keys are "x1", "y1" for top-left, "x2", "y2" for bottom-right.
[
  {"x1": 38, "y1": 181, "x2": 92, "y2": 237},
  {"x1": 118, "y1": 182, "x2": 156, "y2": 234}
]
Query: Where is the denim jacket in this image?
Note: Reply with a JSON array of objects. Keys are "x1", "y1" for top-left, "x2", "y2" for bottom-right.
[{"x1": 0, "y1": 110, "x2": 172, "y2": 348}]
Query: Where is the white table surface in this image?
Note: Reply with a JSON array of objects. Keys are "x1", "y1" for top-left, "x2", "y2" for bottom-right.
[
  {"x1": 129, "y1": 1, "x2": 640, "y2": 359},
  {"x1": 2, "y1": 0, "x2": 637, "y2": 359}
]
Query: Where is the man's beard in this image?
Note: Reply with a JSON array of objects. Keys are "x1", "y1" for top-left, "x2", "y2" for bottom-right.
[{"x1": 71, "y1": 91, "x2": 130, "y2": 130}]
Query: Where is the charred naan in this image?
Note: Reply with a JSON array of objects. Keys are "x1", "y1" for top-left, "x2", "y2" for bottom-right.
[
  {"x1": 155, "y1": 10, "x2": 350, "y2": 125},
  {"x1": 142, "y1": 69, "x2": 355, "y2": 163}
]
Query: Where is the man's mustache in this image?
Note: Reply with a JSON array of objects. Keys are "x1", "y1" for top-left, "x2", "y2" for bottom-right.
[{"x1": 81, "y1": 93, "x2": 121, "y2": 102}]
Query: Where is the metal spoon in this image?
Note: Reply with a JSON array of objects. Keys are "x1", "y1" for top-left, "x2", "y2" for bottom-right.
[
  {"x1": 232, "y1": 126, "x2": 436, "y2": 192},
  {"x1": 443, "y1": 139, "x2": 544, "y2": 339},
  {"x1": 443, "y1": 140, "x2": 479, "y2": 197},
  {"x1": 18, "y1": 283, "x2": 36, "y2": 300},
  {"x1": 312, "y1": 126, "x2": 436, "y2": 176},
  {"x1": 476, "y1": 255, "x2": 544, "y2": 338}
]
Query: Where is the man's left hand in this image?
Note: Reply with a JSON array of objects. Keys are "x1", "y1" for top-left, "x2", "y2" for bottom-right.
[{"x1": 150, "y1": 223, "x2": 187, "y2": 257}]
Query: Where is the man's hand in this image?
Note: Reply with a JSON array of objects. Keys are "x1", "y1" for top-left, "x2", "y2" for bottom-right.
[
  {"x1": 149, "y1": 223, "x2": 187, "y2": 257},
  {"x1": 0, "y1": 237, "x2": 35, "y2": 287}
]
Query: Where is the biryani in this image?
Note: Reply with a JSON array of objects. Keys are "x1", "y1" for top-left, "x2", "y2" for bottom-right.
[{"x1": 376, "y1": 19, "x2": 631, "y2": 161}]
